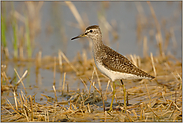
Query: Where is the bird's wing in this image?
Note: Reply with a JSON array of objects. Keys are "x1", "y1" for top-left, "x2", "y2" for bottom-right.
[{"x1": 100, "y1": 46, "x2": 154, "y2": 79}]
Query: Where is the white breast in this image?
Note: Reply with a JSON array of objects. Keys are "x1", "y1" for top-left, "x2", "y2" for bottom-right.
[{"x1": 95, "y1": 61, "x2": 147, "y2": 81}]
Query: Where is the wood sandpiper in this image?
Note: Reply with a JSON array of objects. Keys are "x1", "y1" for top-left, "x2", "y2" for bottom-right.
[{"x1": 71, "y1": 25, "x2": 155, "y2": 112}]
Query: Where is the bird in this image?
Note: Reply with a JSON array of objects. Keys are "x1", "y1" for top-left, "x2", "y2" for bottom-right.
[{"x1": 71, "y1": 25, "x2": 155, "y2": 112}]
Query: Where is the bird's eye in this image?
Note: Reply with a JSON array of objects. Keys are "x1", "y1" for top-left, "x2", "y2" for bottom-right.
[{"x1": 90, "y1": 30, "x2": 93, "y2": 33}]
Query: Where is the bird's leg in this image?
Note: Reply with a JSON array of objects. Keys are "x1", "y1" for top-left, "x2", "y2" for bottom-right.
[
  {"x1": 108, "y1": 81, "x2": 116, "y2": 112},
  {"x1": 121, "y1": 80, "x2": 126, "y2": 112}
]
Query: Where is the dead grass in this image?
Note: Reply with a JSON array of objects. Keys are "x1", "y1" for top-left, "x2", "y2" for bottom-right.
[{"x1": 1, "y1": 51, "x2": 182, "y2": 122}]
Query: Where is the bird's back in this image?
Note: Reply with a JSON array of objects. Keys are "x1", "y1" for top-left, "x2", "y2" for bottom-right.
[{"x1": 95, "y1": 45, "x2": 155, "y2": 80}]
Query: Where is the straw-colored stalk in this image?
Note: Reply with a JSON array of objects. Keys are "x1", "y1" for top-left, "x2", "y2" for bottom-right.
[
  {"x1": 53, "y1": 57, "x2": 56, "y2": 86},
  {"x1": 65, "y1": 1, "x2": 85, "y2": 30},
  {"x1": 80, "y1": 78, "x2": 89, "y2": 93},
  {"x1": 62, "y1": 72, "x2": 66, "y2": 92},
  {"x1": 94, "y1": 66, "x2": 105, "y2": 112},
  {"x1": 143, "y1": 37, "x2": 148, "y2": 58},
  {"x1": 150, "y1": 53, "x2": 156, "y2": 77},
  {"x1": 37, "y1": 51, "x2": 42, "y2": 68},
  {"x1": 58, "y1": 50, "x2": 63, "y2": 72},
  {"x1": 29, "y1": 95, "x2": 34, "y2": 121},
  {"x1": 147, "y1": 104, "x2": 160, "y2": 119},
  {"x1": 60, "y1": 51, "x2": 79, "y2": 75},
  {"x1": 14, "y1": 69, "x2": 28, "y2": 94},
  {"x1": 53, "y1": 85, "x2": 57, "y2": 102},
  {"x1": 147, "y1": 1, "x2": 164, "y2": 57},
  {"x1": 144, "y1": 80, "x2": 152, "y2": 107}
]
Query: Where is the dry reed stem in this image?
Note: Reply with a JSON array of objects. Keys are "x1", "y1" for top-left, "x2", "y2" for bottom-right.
[
  {"x1": 4, "y1": 48, "x2": 10, "y2": 58},
  {"x1": 12, "y1": 11, "x2": 26, "y2": 23},
  {"x1": 141, "y1": 103, "x2": 145, "y2": 120},
  {"x1": 94, "y1": 66, "x2": 105, "y2": 112},
  {"x1": 58, "y1": 50, "x2": 63, "y2": 71},
  {"x1": 13, "y1": 91, "x2": 18, "y2": 110},
  {"x1": 172, "y1": 101, "x2": 181, "y2": 111},
  {"x1": 88, "y1": 82, "x2": 92, "y2": 95},
  {"x1": 164, "y1": 63, "x2": 180, "y2": 83},
  {"x1": 170, "y1": 27, "x2": 177, "y2": 49},
  {"x1": 130, "y1": 54, "x2": 138, "y2": 67},
  {"x1": 147, "y1": 104, "x2": 160, "y2": 119},
  {"x1": 147, "y1": 1, "x2": 164, "y2": 57},
  {"x1": 165, "y1": 101, "x2": 173, "y2": 111},
  {"x1": 162, "y1": 91, "x2": 167, "y2": 102},
  {"x1": 82, "y1": 49, "x2": 87, "y2": 61},
  {"x1": 150, "y1": 53, "x2": 156, "y2": 77},
  {"x1": 94, "y1": 67, "x2": 101, "y2": 91},
  {"x1": 60, "y1": 50, "x2": 79, "y2": 75},
  {"x1": 104, "y1": 80, "x2": 110, "y2": 100},
  {"x1": 62, "y1": 72, "x2": 66, "y2": 92},
  {"x1": 176, "y1": 71, "x2": 182, "y2": 82},
  {"x1": 23, "y1": 106, "x2": 29, "y2": 122},
  {"x1": 168, "y1": 108, "x2": 176, "y2": 120},
  {"x1": 45, "y1": 109, "x2": 49, "y2": 122},
  {"x1": 91, "y1": 67, "x2": 95, "y2": 83},
  {"x1": 144, "y1": 80, "x2": 152, "y2": 107},
  {"x1": 1, "y1": 71, "x2": 10, "y2": 85},
  {"x1": 79, "y1": 78, "x2": 89, "y2": 93},
  {"x1": 140, "y1": 103, "x2": 143, "y2": 120},
  {"x1": 147, "y1": 2, "x2": 161, "y2": 34},
  {"x1": 88, "y1": 79, "x2": 100, "y2": 95},
  {"x1": 53, "y1": 57, "x2": 56, "y2": 86},
  {"x1": 98, "y1": 17, "x2": 110, "y2": 46},
  {"x1": 67, "y1": 83, "x2": 69, "y2": 93},
  {"x1": 38, "y1": 51, "x2": 42, "y2": 66},
  {"x1": 89, "y1": 71, "x2": 99, "y2": 93},
  {"x1": 53, "y1": 85, "x2": 58, "y2": 102},
  {"x1": 2, "y1": 106, "x2": 13, "y2": 115},
  {"x1": 21, "y1": 90, "x2": 28, "y2": 106},
  {"x1": 6, "y1": 98, "x2": 20, "y2": 115},
  {"x1": 104, "y1": 111, "x2": 107, "y2": 122},
  {"x1": 87, "y1": 103, "x2": 91, "y2": 113},
  {"x1": 26, "y1": 1, "x2": 43, "y2": 40},
  {"x1": 132, "y1": 109, "x2": 138, "y2": 119},
  {"x1": 155, "y1": 34, "x2": 164, "y2": 57},
  {"x1": 82, "y1": 49, "x2": 87, "y2": 71},
  {"x1": 126, "y1": 110, "x2": 134, "y2": 122},
  {"x1": 19, "y1": 93, "x2": 24, "y2": 110},
  {"x1": 80, "y1": 93, "x2": 85, "y2": 108},
  {"x1": 65, "y1": 1, "x2": 85, "y2": 30},
  {"x1": 143, "y1": 36, "x2": 148, "y2": 58},
  {"x1": 137, "y1": 56, "x2": 141, "y2": 67},
  {"x1": 19, "y1": 36, "x2": 24, "y2": 60},
  {"x1": 29, "y1": 95, "x2": 33, "y2": 121},
  {"x1": 135, "y1": 2, "x2": 145, "y2": 42},
  {"x1": 59, "y1": 74, "x2": 62, "y2": 90},
  {"x1": 14, "y1": 69, "x2": 28, "y2": 93}
]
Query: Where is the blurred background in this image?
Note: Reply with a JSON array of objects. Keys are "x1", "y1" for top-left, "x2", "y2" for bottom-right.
[{"x1": 2, "y1": 1, "x2": 181, "y2": 60}]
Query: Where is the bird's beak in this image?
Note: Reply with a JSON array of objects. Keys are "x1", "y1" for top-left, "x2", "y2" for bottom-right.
[{"x1": 71, "y1": 33, "x2": 86, "y2": 40}]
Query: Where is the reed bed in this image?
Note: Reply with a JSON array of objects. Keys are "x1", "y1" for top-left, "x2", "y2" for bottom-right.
[{"x1": 1, "y1": 50, "x2": 182, "y2": 122}]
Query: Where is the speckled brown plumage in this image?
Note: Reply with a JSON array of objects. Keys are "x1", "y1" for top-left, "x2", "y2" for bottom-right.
[{"x1": 95, "y1": 44, "x2": 155, "y2": 79}]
